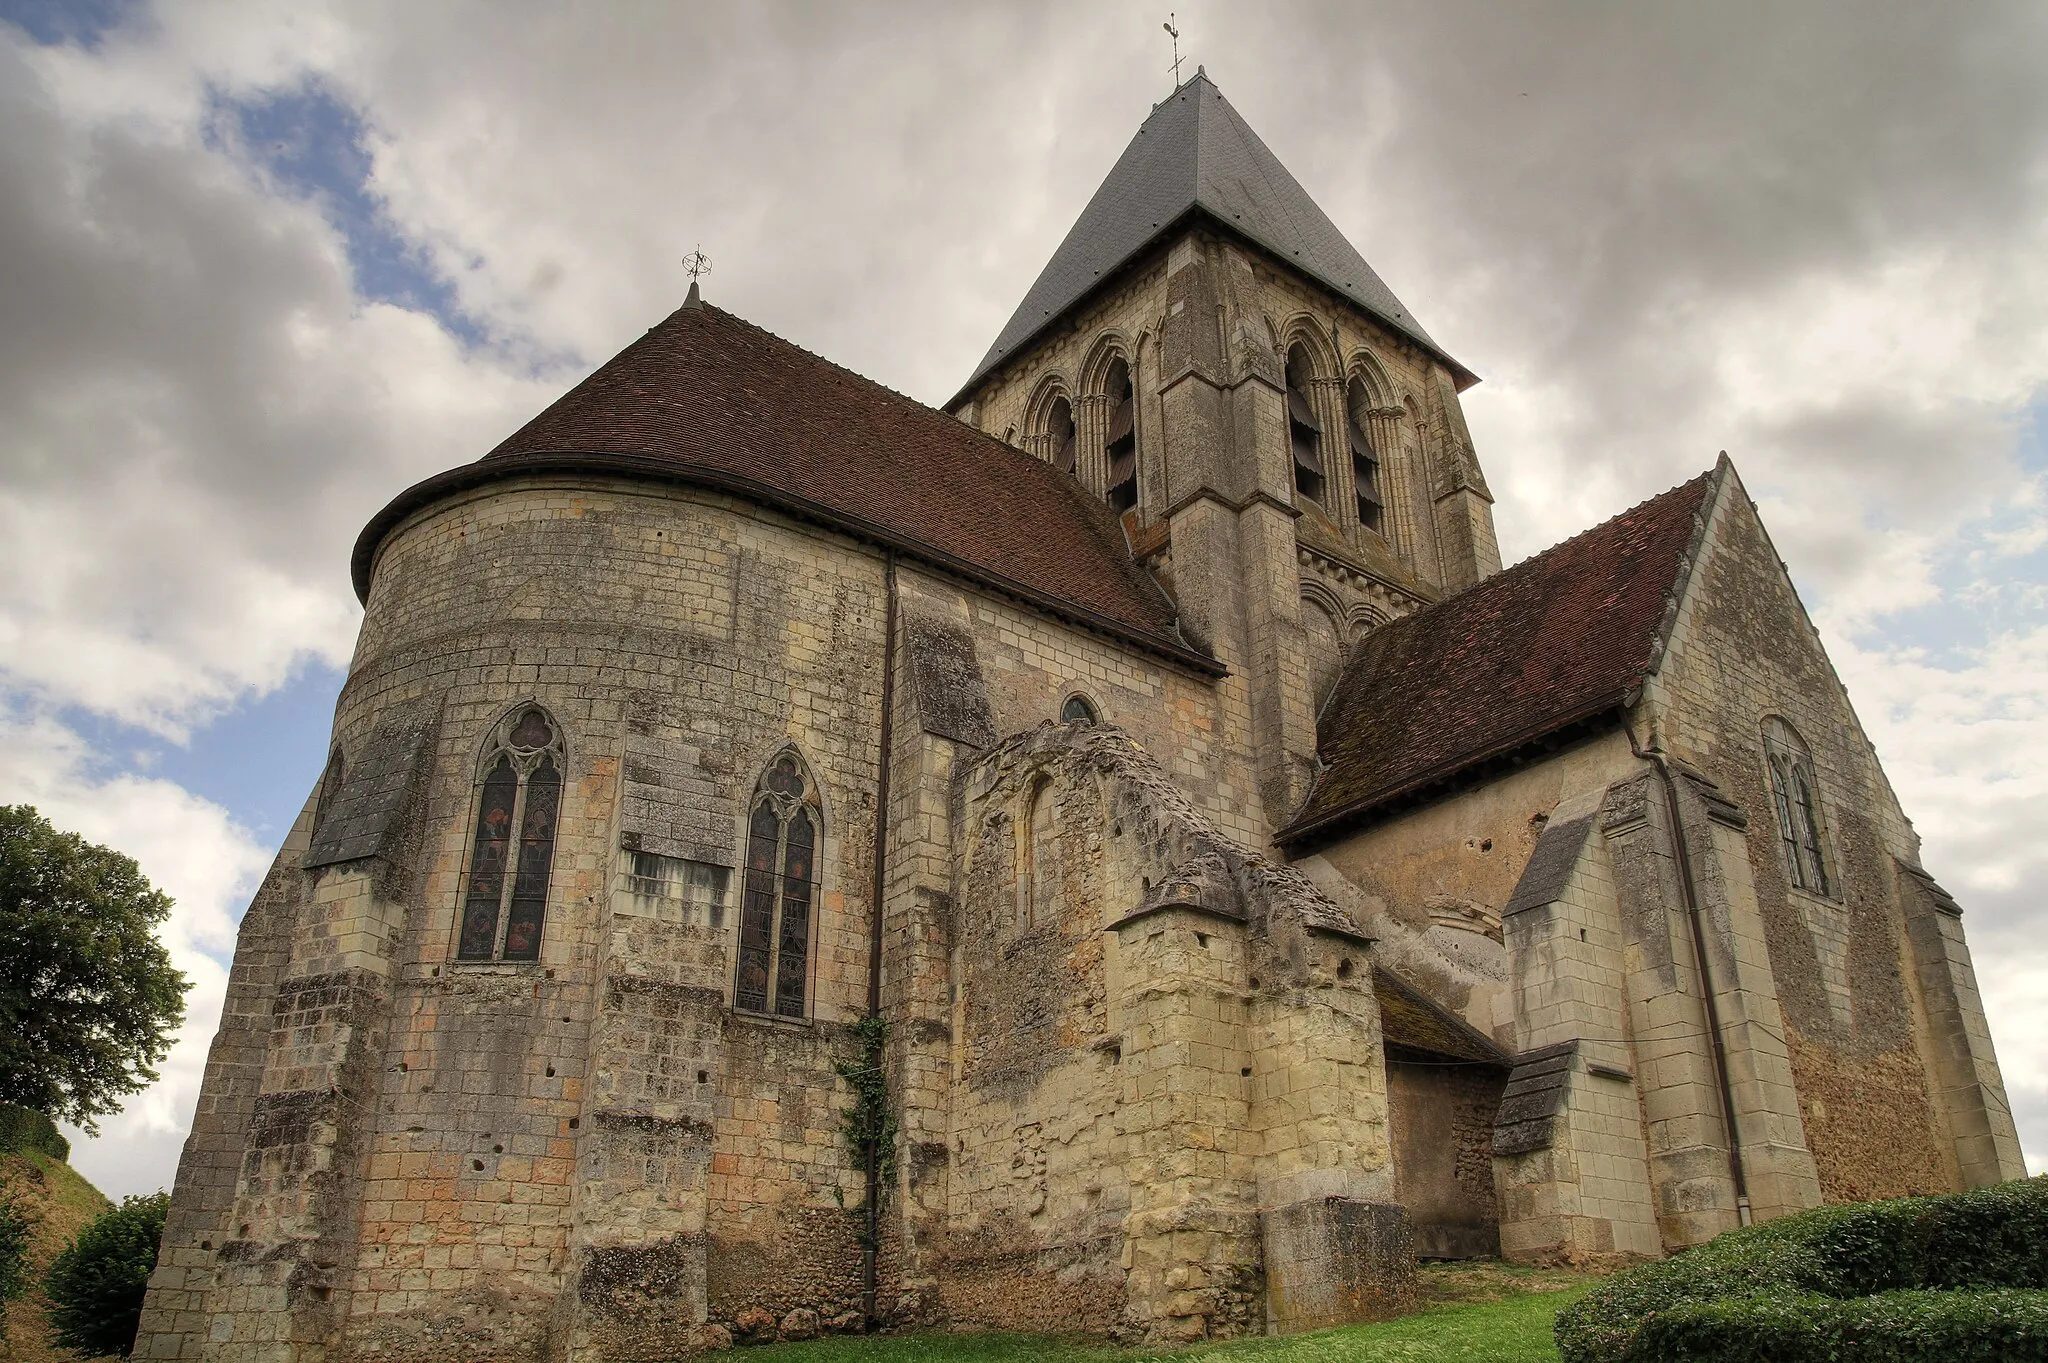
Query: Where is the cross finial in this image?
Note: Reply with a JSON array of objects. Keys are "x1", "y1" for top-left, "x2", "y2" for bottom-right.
[
  {"x1": 682, "y1": 245, "x2": 712, "y2": 286},
  {"x1": 1163, "y1": 14, "x2": 1184, "y2": 88}
]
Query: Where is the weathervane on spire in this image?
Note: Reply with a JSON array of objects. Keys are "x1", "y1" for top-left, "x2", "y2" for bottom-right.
[
  {"x1": 681, "y1": 244, "x2": 712, "y2": 307},
  {"x1": 1163, "y1": 14, "x2": 1184, "y2": 88}
]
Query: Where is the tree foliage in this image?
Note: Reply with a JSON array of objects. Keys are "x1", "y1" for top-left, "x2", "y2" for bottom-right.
[
  {"x1": 42, "y1": 1191, "x2": 168, "y2": 1358},
  {"x1": 0, "y1": 805, "x2": 188, "y2": 1128}
]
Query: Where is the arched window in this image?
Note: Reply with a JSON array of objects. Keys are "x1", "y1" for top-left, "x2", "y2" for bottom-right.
[
  {"x1": 1102, "y1": 357, "x2": 1138, "y2": 514},
  {"x1": 1345, "y1": 377, "x2": 1384, "y2": 535},
  {"x1": 1286, "y1": 346, "x2": 1326, "y2": 507},
  {"x1": 1763, "y1": 718, "x2": 1832, "y2": 897},
  {"x1": 458, "y1": 705, "x2": 565, "y2": 962},
  {"x1": 1021, "y1": 778, "x2": 1058, "y2": 929},
  {"x1": 736, "y1": 750, "x2": 820, "y2": 1017},
  {"x1": 1060, "y1": 693, "x2": 1098, "y2": 724},
  {"x1": 1047, "y1": 394, "x2": 1077, "y2": 475}
]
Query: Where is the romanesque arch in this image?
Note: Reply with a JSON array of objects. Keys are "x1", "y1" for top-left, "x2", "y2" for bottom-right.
[
  {"x1": 1025, "y1": 374, "x2": 1077, "y2": 474},
  {"x1": 1082, "y1": 334, "x2": 1140, "y2": 514}
]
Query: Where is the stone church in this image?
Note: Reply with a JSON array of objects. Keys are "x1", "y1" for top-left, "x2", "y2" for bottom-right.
[{"x1": 137, "y1": 71, "x2": 2024, "y2": 1360}]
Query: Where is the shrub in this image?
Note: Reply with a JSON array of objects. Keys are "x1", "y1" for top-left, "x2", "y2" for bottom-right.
[
  {"x1": 1628, "y1": 1288, "x2": 2048, "y2": 1363},
  {"x1": 1556, "y1": 1177, "x2": 2048, "y2": 1363},
  {"x1": 0, "y1": 1192, "x2": 31, "y2": 1333},
  {"x1": 43, "y1": 1191, "x2": 169, "y2": 1358},
  {"x1": 0, "y1": 1103, "x2": 69, "y2": 1160}
]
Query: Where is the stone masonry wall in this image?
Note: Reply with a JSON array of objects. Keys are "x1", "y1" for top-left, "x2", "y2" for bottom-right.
[{"x1": 1645, "y1": 468, "x2": 2025, "y2": 1197}]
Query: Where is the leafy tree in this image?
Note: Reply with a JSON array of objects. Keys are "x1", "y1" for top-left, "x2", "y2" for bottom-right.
[
  {"x1": 0, "y1": 805, "x2": 188, "y2": 1129},
  {"x1": 43, "y1": 1192, "x2": 169, "y2": 1358}
]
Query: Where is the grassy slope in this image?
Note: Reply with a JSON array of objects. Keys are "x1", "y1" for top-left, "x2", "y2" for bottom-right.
[
  {"x1": 747, "y1": 1265, "x2": 1602, "y2": 1363},
  {"x1": 2, "y1": 1150, "x2": 117, "y2": 1362}
]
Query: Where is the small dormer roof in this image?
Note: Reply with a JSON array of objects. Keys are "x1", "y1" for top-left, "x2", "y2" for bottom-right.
[{"x1": 953, "y1": 70, "x2": 1474, "y2": 405}]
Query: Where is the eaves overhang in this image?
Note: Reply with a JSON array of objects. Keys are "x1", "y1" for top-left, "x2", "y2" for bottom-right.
[{"x1": 351, "y1": 450, "x2": 1230, "y2": 681}]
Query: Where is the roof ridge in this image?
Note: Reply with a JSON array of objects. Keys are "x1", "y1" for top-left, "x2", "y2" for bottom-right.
[
  {"x1": 1282, "y1": 464, "x2": 1722, "y2": 844},
  {"x1": 1368, "y1": 467, "x2": 1717, "y2": 637},
  {"x1": 684, "y1": 301, "x2": 1082, "y2": 485}
]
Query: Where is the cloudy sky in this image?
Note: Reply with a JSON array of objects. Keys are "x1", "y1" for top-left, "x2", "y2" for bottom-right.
[{"x1": 1, "y1": 0, "x2": 2043, "y2": 1198}]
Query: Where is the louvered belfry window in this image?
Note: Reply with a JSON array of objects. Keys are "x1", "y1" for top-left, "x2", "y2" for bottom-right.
[
  {"x1": 1350, "y1": 413, "x2": 1383, "y2": 534},
  {"x1": 458, "y1": 705, "x2": 565, "y2": 962},
  {"x1": 735, "y1": 751, "x2": 819, "y2": 1017},
  {"x1": 1103, "y1": 359, "x2": 1138, "y2": 514},
  {"x1": 1286, "y1": 348, "x2": 1325, "y2": 506}
]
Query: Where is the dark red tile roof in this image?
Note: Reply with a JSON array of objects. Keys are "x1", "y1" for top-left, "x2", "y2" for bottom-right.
[
  {"x1": 1281, "y1": 467, "x2": 1720, "y2": 844},
  {"x1": 354, "y1": 299, "x2": 1218, "y2": 673}
]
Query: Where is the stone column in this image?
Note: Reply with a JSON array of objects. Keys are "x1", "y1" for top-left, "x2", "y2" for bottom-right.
[
  {"x1": 1365, "y1": 408, "x2": 1411, "y2": 558},
  {"x1": 1075, "y1": 394, "x2": 1111, "y2": 503},
  {"x1": 1309, "y1": 376, "x2": 1353, "y2": 531}
]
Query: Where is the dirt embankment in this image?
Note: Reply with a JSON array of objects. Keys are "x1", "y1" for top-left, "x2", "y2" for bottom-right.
[{"x1": 3, "y1": 1150, "x2": 116, "y2": 1361}]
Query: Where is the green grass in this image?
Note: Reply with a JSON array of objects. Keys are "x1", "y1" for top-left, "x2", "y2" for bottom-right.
[{"x1": 745, "y1": 1279, "x2": 1597, "y2": 1363}]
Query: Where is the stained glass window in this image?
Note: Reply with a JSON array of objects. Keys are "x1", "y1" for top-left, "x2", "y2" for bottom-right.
[
  {"x1": 457, "y1": 707, "x2": 565, "y2": 961},
  {"x1": 735, "y1": 751, "x2": 820, "y2": 1018}
]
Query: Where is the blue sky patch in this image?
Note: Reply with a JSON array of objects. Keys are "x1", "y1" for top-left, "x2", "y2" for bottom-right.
[
  {"x1": 0, "y1": 0, "x2": 137, "y2": 49},
  {"x1": 206, "y1": 79, "x2": 488, "y2": 348},
  {"x1": 57, "y1": 662, "x2": 344, "y2": 848}
]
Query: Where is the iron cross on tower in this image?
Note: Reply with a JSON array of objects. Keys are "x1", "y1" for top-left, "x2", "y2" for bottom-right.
[
  {"x1": 683, "y1": 246, "x2": 712, "y2": 286},
  {"x1": 1163, "y1": 14, "x2": 1184, "y2": 87}
]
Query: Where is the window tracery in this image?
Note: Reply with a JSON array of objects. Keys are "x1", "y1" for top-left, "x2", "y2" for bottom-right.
[
  {"x1": 458, "y1": 705, "x2": 565, "y2": 962},
  {"x1": 1764, "y1": 718, "x2": 1832, "y2": 897},
  {"x1": 735, "y1": 750, "x2": 820, "y2": 1017}
]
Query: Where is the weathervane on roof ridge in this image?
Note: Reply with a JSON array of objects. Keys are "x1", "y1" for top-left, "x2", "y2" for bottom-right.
[
  {"x1": 1163, "y1": 14, "x2": 1184, "y2": 89},
  {"x1": 682, "y1": 244, "x2": 712, "y2": 307}
]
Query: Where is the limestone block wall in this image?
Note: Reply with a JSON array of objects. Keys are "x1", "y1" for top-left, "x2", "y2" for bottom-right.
[
  {"x1": 944, "y1": 723, "x2": 1407, "y2": 1344},
  {"x1": 1384, "y1": 1059, "x2": 1510, "y2": 1259},
  {"x1": 1297, "y1": 731, "x2": 1643, "y2": 1046},
  {"x1": 1644, "y1": 469, "x2": 2026, "y2": 1196},
  {"x1": 135, "y1": 799, "x2": 315, "y2": 1360}
]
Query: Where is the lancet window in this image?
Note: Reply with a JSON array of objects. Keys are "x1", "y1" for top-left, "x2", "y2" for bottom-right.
[
  {"x1": 1346, "y1": 377, "x2": 1385, "y2": 535},
  {"x1": 458, "y1": 705, "x2": 565, "y2": 962},
  {"x1": 735, "y1": 750, "x2": 820, "y2": 1017},
  {"x1": 1103, "y1": 358, "x2": 1138, "y2": 514},
  {"x1": 1286, "y1": 346, "x2": 1326, "y2": 507},
  {"x1": 1060, "y1": 693, "x2": 1098, "y2": 724},
  {"x1": 1764, "y1": 718, "x2": 1832, "y2": 897}
]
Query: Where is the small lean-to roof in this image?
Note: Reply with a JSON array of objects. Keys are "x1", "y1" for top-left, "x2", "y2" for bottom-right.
[
  {"x1": 953, "y1": 69, "x2": 1472, "y2": 403},
  {"x1": 353, "y1": 297, "x2": 1220, "y2": 675},
  {"x1": 1281, "y1": 467, "x2": 1722, "y2": 845}
]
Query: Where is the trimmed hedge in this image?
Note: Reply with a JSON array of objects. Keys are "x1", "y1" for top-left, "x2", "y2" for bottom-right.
[
  {"x1": 0, "y1": 1104, "x2": 68, "y2": 1160},
  {"x1": 1630, "y1": 1288, "x2": 2048, "y2": 1362},
  {"x1": 1556, "y1": 1177, "x2": 2048, "y2": 1362}
]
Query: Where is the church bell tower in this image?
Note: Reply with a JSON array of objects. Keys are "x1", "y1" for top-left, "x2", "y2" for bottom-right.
[{"x1": 950, "y1": 70, "x2": 1501, "y2": 834}]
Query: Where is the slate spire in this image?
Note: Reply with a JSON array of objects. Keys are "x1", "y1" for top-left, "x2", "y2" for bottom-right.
[{"x1": 957, "y1": 70, "x2": 1470, "y2": 399}]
